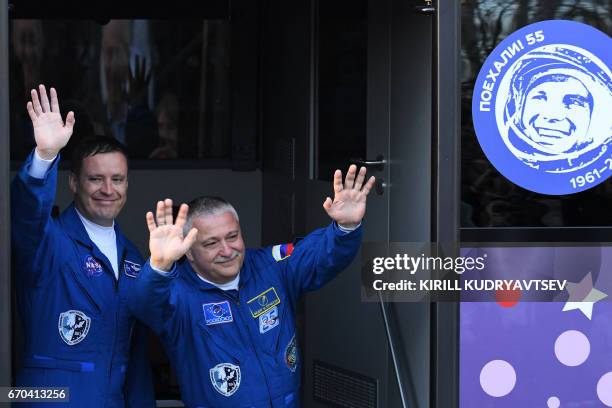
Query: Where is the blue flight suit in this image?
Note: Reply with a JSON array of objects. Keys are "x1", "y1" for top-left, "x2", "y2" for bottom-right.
[
  {"x1": 129, "y1": 222, "x2": 362, "y2": 408},
  {"x1": 11, "y1": 151, "x2": 155, "y2": 407}
]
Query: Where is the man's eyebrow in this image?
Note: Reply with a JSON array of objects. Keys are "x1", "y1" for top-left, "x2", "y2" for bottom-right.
[{"x1": 85, "y1": 172, "x2": 125, "y2": 176}]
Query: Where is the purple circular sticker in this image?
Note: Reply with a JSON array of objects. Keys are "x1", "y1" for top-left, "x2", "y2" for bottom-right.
[{"x1": 472, "y1": 20, "x2": 612, "y2": 195}]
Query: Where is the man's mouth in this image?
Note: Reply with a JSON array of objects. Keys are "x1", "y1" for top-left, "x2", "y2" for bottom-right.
[
  {"x1": 215, "y1": 254, "x2": 240, "y2": 265},
  {"x1": 94, "y1": 198, "x2": 118, "y2": 206}
]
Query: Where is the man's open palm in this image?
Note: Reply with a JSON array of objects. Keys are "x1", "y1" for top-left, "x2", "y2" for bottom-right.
[
  {"x1": 146, "y1": 199, "x2": 198, "y2": 271},
  {"x1": 323, "y1": 165, "x2": 376, "y2": 228},
  {"x1": 27, "y1": 85, "x2": 75, "y2": 160}
]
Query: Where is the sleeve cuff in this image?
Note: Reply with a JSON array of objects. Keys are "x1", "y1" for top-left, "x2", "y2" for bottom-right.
[
  {"x1": 336, "y1": 222, "x2": 361, "y2": 234},
  {"x1": 150, "y1": 262, "x2": 176, "y2": 275},
  {"x1": 28, "y1": 150, "x2": 57, "y2": 179}
]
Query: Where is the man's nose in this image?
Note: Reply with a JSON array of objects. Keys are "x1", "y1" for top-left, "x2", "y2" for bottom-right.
[
  {"x1": 100, "y1": 179, "x2": 114, "y2": 195},
  {"x1": 219, "y1": 241, "x2": 233, "y2": 257}
]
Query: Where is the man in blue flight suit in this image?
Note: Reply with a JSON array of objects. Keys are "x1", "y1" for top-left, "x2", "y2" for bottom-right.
[
  {"x1": 129, "y1": 165, "x2": 376, "y2": 407},
  {"x1": 11, "y1": 85, "x2": 155, "y2": 407}
]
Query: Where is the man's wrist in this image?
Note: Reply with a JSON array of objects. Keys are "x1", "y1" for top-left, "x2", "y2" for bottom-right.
[
  {"x1": 35, "y1": 147, "x2": 59, "y2": 161},
  {"x1": 29, "y1": 149, "x2": 57, "y2": 179},
  {"x1": 150, "y1": 258, "x2": 173, "y2": 272}
]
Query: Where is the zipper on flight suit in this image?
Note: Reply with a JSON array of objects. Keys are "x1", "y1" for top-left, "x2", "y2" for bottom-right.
[
  {"x1": 235, "y1": 285, "x2": 276, "y2": 405},
  {"x1": 107, "y1": 256, "x2": 121, "y2": 402}
]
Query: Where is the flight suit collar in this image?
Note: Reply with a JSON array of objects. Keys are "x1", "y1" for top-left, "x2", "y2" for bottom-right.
[
  {"x1": 60, "y1": 203, "x2": 128, "y2": 279},
  {"x1": 61, "y1": 203, "x2": 128, "y2": 253},
  {"x1": 60, "y1": 203, "x2": 95, "y2": 248},
  {"x1": 181, "y1": 259, "x2": 219, "y2": 291}
]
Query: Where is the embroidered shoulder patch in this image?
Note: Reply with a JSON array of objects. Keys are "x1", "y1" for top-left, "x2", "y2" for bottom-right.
[
  {"x1": 272, "y1": 243, "x2": 294, "y2": 262},
  {"x1": 285, "y1": 334, "x2": 298, "y2": 372}
]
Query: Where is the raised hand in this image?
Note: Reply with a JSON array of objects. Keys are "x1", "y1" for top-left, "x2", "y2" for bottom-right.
[
  {"x1": 146, "y1": 199, "x2": 198, "y2": 271},
  {"x1": 127, "y1": 55, "x2": 152, "y2": 107},
  {"x1": 323, "y1": 165, "x2": 376, "y2": 229},
  {"x1": 27, "y1": 85, "x2": 75, "y2": 160}
]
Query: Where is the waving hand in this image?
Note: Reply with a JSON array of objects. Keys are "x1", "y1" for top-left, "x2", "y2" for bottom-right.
[
  {"x1": 323, "y1": 165, "x2": 376, "y2": 229},
  {"x1": 146, "y1": 199, "x2": 198, "y2": 271},
  {"x1": 27, "y1": 85, "x2": 75, "y2": 160}
]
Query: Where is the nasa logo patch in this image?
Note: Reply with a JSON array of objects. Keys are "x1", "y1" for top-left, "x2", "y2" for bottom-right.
[
  {"x1": 472, "y1": 20, "x2": 612, "y2": 195},
  {"x1": 82, "y1": 255, "x2": 103, "y2": 278},
  {"x1": 209, "y1": 363, "x2": 241, "y2": 397},
  {"x1": 58, "y1": 310, "x2": 91, "y2": 346}
]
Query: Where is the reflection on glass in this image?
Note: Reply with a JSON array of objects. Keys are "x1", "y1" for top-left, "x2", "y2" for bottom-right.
[
  {"x1": 317, "y1": 0, "x2": 367, "y2": 181},
  {"x1": 9, "y1": 19, "x2": 231, "y2": 161}
]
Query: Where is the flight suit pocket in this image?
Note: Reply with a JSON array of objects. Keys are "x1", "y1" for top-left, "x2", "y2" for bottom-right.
[
  {"x1": 23, "y1": 354, "x2": 96, "y2": 372},
  {"x1": 64, "y1": 261, "x2": 104, "y2": 314},
  {"x1": 197, "y1": 318, "x2": 244, "y2": 365},
  {"x1": 19, "y1": 356, "x2": 100, "y2": 407},
  {"x1": 270, "y1": 303, "x2": 288, "y2": 353},
  {"x1": 245, "y1": 287, "x2": 288, "y2": 355}
]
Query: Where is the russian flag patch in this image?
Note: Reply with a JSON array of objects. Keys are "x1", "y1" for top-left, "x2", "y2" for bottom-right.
[{"x1": 272, "y1": 243, "x2": 294, "y2": 262}]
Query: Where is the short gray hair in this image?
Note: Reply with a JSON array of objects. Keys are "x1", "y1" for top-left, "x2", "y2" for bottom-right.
[{"x1": 183, "y1": 196, "x2": 239, "y2": 235}]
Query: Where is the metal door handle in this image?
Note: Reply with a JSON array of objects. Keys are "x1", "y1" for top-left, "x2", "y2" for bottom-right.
[
  {"x1": 350, "y1": 155, "x2": 386, "y2": 171},
  {"x1": 415, "y1": 0, "x2": 435, "y2": 14}
]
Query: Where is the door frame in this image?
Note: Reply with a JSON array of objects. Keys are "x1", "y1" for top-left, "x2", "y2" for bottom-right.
[
  {"x1": 432, "y1": 0, "x2": 461, "y2": 407},
  {"x1": 1, "y1": 0, "x2": 12, "y2": 386}
]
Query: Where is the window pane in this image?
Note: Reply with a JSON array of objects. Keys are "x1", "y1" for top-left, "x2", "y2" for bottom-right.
[
  {"x1": 317, "y1": 0, "x2": 367, "y2": 180},
  {"x1": 460, "y1": 0, "x2": 612, "y2": 227}
]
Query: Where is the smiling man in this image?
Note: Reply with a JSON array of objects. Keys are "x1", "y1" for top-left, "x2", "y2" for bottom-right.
[
  {"x1": 129, "y1": 166, "x2": 375, "y2": 407},
  {"x1": 69, "y1": 146, "x2": 129, "y2": 225},
  {"x1": 11, "y1": 85, "x2": 154, "y2": 407}
]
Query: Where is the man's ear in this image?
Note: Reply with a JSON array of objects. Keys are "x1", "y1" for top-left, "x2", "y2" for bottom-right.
[
  {"x1": 68, "y1": 172, "x2": 78, "y2": 194},
  {"x1": 185, "y1": 249, "x2": 194, "y2": 262}
]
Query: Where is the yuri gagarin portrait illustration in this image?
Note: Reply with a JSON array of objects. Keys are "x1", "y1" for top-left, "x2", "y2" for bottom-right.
[{"x1": 496, "y1": 44, "x2": 612, "y2": 173}]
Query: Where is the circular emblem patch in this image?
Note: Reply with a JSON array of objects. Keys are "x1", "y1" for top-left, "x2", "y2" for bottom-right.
[
  {"x1": 472, "y1": 20, "x2": 612, "y2": 195},
  {"x1": 82, "y1": 255, "x2": 103, "y2": 278}
]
